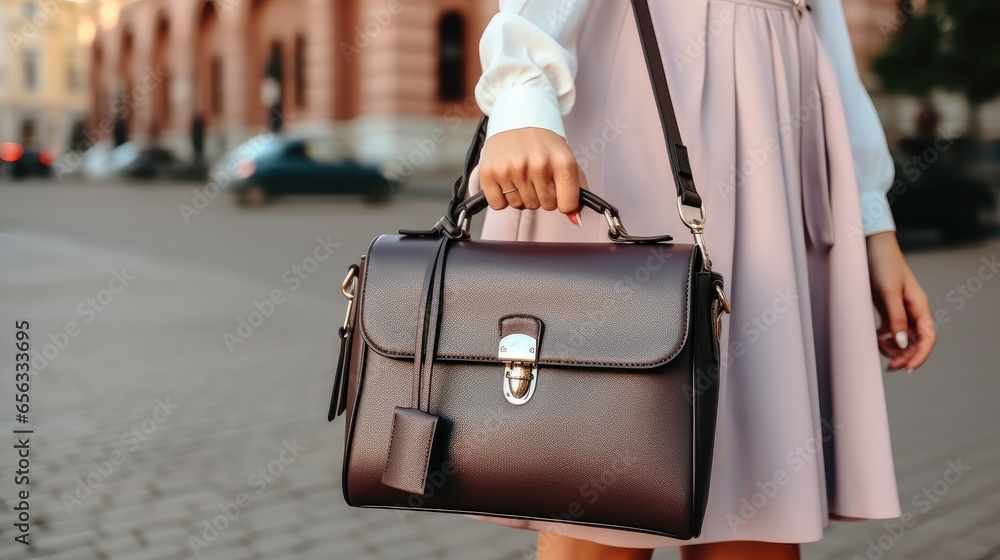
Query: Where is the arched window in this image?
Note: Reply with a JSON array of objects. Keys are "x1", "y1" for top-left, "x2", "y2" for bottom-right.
[
  {"x1": 294, "y1": 35, "x2": 306, "y2": 108},
  {"x1": 437, "y1": 11, "x2": 465, "y2": 101},
  {"x1": 210, "y1": 56, "x2": 223, "y2": 116},
  {"x1": 195, "y1": 2, "x2": 220, "y2": 126},
  {"x1": 152, "y1": 17, "x2": 171, "y2": 132}
]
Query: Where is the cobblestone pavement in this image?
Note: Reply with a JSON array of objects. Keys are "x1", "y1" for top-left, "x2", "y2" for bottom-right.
[{"x1": 0, "y1": 182, "x2": 998, "y2": 560}]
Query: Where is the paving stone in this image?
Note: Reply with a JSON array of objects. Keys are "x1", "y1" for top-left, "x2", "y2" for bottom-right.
[
  {"x1": 137, "y1": 524, "x2": 192, "y2": 549},
  {"x1": 965, "y1": 516, "x2": 1000, "y2": 549},
  {"x1": 247, "y1": 531, "x2": 302, "y2": 556},
  {"x1": 27, "y1": 528, "x2": 94, "y2": 553},
  {"x1": 29, "y1": 547, "x2": 104, "y2": 560},
  {"x1": 919, "y1": 538, "x2": 997, "y2": 560},
  {"x1": 378, "y1": 536, "x2": 440, "y2": 560},
  {"x1": 197, "y1": 544, "x2": 262, "y2": 560},
  {"x1": 107, "y1": 544, "x2": 190, "y2": 560},
  {"x1": 93, "y1": 533, "x2": 144, "y2": 557}
]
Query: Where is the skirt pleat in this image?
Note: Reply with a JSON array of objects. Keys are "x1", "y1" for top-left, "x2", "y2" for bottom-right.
[{"x1": 469, "y1": 0, "x2": 901, "y2": 547}]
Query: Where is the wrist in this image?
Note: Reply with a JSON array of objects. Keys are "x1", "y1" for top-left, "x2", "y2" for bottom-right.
[
  {"x1": 865, "y1": 231, "x2": 907, "y2": 275},
  {"x1": 865, "y1": 230, "x2": 898, "y2": 249}
]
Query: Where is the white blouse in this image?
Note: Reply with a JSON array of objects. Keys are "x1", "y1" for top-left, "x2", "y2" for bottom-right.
[{"x1": 474, "y1": 0, "x2": 897, "y2": 236}]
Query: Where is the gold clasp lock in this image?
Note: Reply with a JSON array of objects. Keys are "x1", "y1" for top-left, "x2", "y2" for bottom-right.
[{"x1": 499, "y1": 333, "x2": 538, "y2": 405}]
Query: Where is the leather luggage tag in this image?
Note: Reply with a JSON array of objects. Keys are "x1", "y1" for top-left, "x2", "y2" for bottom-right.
[
  {"x1": 381, "y1": 406, "x2": 440, "y2": 495},
  {"x1": 327, "y1": 326, "x2": 351, "y2": 422}
]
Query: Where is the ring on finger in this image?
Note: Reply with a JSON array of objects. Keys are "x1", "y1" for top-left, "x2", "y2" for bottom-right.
[{"x1": 502, "y1": 187, "x2": 518, "y2": 195}]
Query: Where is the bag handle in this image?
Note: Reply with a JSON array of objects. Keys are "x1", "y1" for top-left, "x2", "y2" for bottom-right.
[
  {"x1": 414, "y1": 0, "x2": 712, "y2": 259},
  {"x1": 452, "y1": 187, "x2": 675, "y2": 243}
]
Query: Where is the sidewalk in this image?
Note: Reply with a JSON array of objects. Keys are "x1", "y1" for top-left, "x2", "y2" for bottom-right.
[{"x1": 0, "y1": 229, "x2": 997, "y2": 560}]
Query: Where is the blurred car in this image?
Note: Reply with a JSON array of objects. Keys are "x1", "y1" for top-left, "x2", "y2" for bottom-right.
[
  {"x1": 220, "y1": 135, "x2": 392, "y2": 205},
  {"x1": 0, "y1": 142, "x2": 54, "y2": 179},
  {"x1": 80, "y1": 142, "x2": 139, "y2": 180},
  {"x1": 212, "y1": 133, "x2": 281, "y2": 182},
  {"x1": 76, "y1": 142, "x2": 115, "y2": 180},
  {"x1": 78, "y1": 142, "x2": 183, "y2": 181},
  {"x1": 122, "y1": 146, "x2": 181, "y2": 179},
  {"x1": 890, "y1": 158, "x2": 997, "y2": 243}
]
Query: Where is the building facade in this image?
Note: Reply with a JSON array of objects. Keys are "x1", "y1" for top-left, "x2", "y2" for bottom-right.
[
  {"x1": 84, "y1": 0, "x2": 998, "y2": 173},
  {"x1": 84, "y1": 0, "x2": 493, "y2": 173},
  {"x1": 0, "y1": 0, "x2": 88, "y2": 150}
]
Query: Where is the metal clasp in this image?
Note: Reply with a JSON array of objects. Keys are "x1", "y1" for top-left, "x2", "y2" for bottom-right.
[
  {"x1": 340, "y1": 264, "x2": 359, "y2": 336},
  {"x1": 455, "y1": 208, "x2": 471, "y2": 236},
  {"x1": 604, "y1": 208, "x2": 628, "y2": 239},
  {"x1": 676, "y1": 197, "x2": 732, "y2": 314},
  {"x1": 499, "y1": 333, "x2": 538, "y2": 405},
  {"x1": 689, "y1": 230, "x2": 732, "y2": 315}
]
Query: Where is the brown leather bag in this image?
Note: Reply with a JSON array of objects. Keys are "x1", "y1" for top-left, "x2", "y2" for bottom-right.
[{"x1": 328, "y1": 0, "x2": 730, "y2": 539}]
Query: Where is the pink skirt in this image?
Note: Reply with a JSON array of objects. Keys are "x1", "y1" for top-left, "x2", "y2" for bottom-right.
[{"x1": 465, "y1": 0, "x2": 901, "y2": 548}]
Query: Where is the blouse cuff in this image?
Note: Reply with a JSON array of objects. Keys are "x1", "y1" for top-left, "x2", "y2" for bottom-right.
[
  {"x1": 858, "y1": 189, "x2": 897, "y2": 236},
  {"x1": 484, "y1": 83, "x2": 567, "y2": 140}
]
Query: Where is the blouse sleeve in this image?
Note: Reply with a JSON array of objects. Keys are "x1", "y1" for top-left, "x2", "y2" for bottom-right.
[
  {"x1": 474, "y1": 0, "x2": 592, "y2": 140},
  {"x1": 811, "y1": 0, "x2": 897, "y2": 236}
]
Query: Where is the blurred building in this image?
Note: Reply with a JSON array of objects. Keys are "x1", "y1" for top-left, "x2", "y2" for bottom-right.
[
  {"x1": 84, "y1": 0, "x2": 492, "y2": 174},
  {"x1": 842, "y1": 0, "x2": 899, "y2": 79},
  {"x1": 84, "y1": 0, "x2": 998, "y2": 171},
  {"x1": 843, "y1": 0, "x2": 1000, "y2": 141},
  {"x1": 0, "y1": 0, "x2": 88, "y2": 150}
]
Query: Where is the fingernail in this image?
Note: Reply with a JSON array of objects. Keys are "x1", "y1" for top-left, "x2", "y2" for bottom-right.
[
  {"x1": 906, "y1": 368, "x2": 914, "y2": 374},
  {"x1": 895, "y1": 331, "x2": 908, "y2": 350},
  {"x1": 568, "y1": 211, "x2": 583, "y2": 228}
]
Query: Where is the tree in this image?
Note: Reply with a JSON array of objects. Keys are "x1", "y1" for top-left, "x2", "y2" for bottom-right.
[
  {"x1": 871, "y1": 8, "x2": 943, "y2": 99},
  {"x1": 937, "y1": 0, "x2": 1000, "y2": 138},
  {"x1": 873, "y1": 0, "x2": 1000, "y2": 138}
]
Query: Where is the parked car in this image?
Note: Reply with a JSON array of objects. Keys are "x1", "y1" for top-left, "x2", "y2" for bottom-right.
[
  {"x1": 76, "y1": 142, "x2": 116, "y2": 180},
  {"x1": 212, "y1": 133, "x2": 281, "y2": 183},
  {"x1": 78, "y1": 142, "x2": 183, "y2": 181},
  {"x1": 890, "y1": 158, "x2": 997, "y2": 243},
  {"x1": 122, "y1": 146, "x2": 180, "y2": 179},
  {"x1": 220, "y1": 135, "x2": 392, "y2": 205},
  {"x1": 0, "y1": 142, "x2": 54, "y2": 179}
]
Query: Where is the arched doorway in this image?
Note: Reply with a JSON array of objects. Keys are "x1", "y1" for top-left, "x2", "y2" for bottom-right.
[
  {"x1": 194, "y1": 2, "x2": 222, "y2": 129},
  {"x1": 91, "y1": 43, "x2": 105, "y2": 133},
  {"x1": 246, "y1": 0, "x2": 304, "y2": 129},
  {"x1": 151, "y1": 14, "x2": 171, "y2": 139},
  {"x1": 117, "y1": 29, "x2": 134, "y2": 144},
  {"x1": 332, "y1": 0, "x2": 358, "y2": 120},
  {"x1": 437, "y1": 11, "x2": 466, "y2": 101}
]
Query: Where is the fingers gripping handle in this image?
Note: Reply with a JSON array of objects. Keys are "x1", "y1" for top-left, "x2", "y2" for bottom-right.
[{"x1": 450, "y1": 189, "x2": 673, "y2": 244}]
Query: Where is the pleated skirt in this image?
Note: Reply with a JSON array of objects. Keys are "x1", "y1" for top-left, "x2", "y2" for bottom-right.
[{"x1": 466, "y1": 0, "x2": 901, "y2": 547}]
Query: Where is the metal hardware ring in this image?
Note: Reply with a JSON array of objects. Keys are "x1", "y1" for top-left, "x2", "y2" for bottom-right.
[
  {"x1": 604, "y1": 208, "x2": 629, "y2": 238},
  {"x1": 341, "y1": 264, "x2": 359, "y2": 299},
  {"x1": 676, "y1": 196, "x2": 708, "y2": 230}
]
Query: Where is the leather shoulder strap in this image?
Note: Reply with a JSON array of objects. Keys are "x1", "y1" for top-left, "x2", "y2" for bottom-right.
[
  {"x1": 449, "y1": 0, "x2": 703, "y2": 219},
  {"x1": 629, "y1": 0, "x2": 702, "y2": 209}
]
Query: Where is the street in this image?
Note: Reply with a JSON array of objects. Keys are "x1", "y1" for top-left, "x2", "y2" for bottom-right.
[{"x1": 0, "y1": 179, "x2": 998, "y2": 560}]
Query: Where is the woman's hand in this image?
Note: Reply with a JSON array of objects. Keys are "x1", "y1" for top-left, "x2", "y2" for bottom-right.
[
  {"x1": 866, "y1": 232, "x2": 937, "y2": 373},
  {"x1": 478, "y1": 127, "x2": 584, "y2": 226}
]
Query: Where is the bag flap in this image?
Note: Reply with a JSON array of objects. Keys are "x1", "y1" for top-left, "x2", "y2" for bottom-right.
[{"x1": 358, "y1": 234, "x2": 696, "y2": 369}]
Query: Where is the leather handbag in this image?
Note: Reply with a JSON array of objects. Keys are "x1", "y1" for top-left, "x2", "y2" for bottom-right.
[{"x1": 328, "y1": 0, "x2": 731, "y2": 539}]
